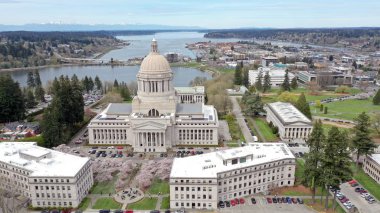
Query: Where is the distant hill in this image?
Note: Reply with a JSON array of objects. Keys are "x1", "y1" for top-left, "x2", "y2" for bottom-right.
[{"x1": 0, "y1": 23, "x2": 204, "y2": 32}]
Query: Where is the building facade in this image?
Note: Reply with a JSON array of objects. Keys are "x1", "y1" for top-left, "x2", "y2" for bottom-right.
[
  {"x1": 249, "y1": 67, "x2": 295, "y2": 87},
  {"x1": 363, "y1": 154, "x2": 380, "y2": 184},
  {"x1": 170, "y1": 143, "x2": 296, "y2": 210},
  {"x1": 297, "y1": 71, "x2": 353, "y2": 87},
  {"x1": 87, "y1": 39, "x2": 219, "y2": 152},
  {"x1": 264, "y1": 102, "x2": 313, "y2": 143},
  {"x1": 0, "y1": 142, "x2": 93, "y2": 208}
]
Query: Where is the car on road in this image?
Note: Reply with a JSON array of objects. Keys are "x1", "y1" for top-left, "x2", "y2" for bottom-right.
[
  {"x1": 272, "y1": 197, "x2": 277, "y2": 203},
  {"x1": 291, "y1": 198, "x2": 297, "y2": 204},
  {"x1": 75, "y1": 139, "x2": 82, "y2": 144},
  {"x1": 101, "y1": 153, "x2": 107, "y2": 157},
  {"x1": 230, "y1": 199, "x2": 236, "y2": 206},
  {"x1": 251, "y1": 197, "x2": 256, "y2": 204},
  {"x1": 98, "y1": 210, "x2": 110, "y2": 213},
  {"x1": 224, "y1": 201, "x2": 230, "y2": 207},
  {"x1": 239, "y1": 198, "x2": 245, "y2": 204},
  {"x1": 297, "y1": 198, "x2": 304, "y2": 204},
  {"x1": 266, "y1": 197, "x2": 272, "y2": 204},
  {"x1": 218, "y1": 201, "x2": 225, "y2": 208}
]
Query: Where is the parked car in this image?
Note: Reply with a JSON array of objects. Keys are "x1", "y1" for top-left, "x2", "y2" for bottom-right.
[
  {"x1": 114, "y1": 210, "x2": 123, "y2": 213},
  {"x1": 267, "y1": 197, "x2": 272, "y2": 204},
  {"x1": 218, "y1": 201, "x2": 225, "y2": 208},
  {"x1": 297, "y1": 198, "x2": 304, "y2": 204},
  {"x1": 239, "y1": 198, "x2": 245, "y2": 204},
  {"x1": 272, "y1": 197, "x2": 277, "y2": 203},
  {"x1": 251, "y1": 197, "x2": 256, "y2": 204},
  {"x1": 99, "y1": 210, "x2": 110, "y2": 213},
  {"x1": 291, "y1": 198, "x2": 297, "y2": 204},
  {"x1": 234, "y1": 198, "x2": 240, "y2": 204},
  {"x1": 224, "y1": 201, "x2": 230, "y2": 207},
  {"x1": 230, "y1": 200, "x2": 236, "y2": 206}
]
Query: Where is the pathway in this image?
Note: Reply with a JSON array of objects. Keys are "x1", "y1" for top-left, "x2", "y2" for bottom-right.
[
  {"x1": 229, "y1": 96, "x2": 254, "y2": 143},
  {"x1": 248, "y1": 117, "x2": 266, "y2": 142}
]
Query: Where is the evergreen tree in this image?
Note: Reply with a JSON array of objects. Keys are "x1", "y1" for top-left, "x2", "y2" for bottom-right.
[
  {"x1": 114, "y1": 79, "x2": 119, "y2": 88},
  {"x1": 304, "y1": 120, "x2": 325, "y2": 203},
  {"x1": 291, "y1": 77, "x2": 298, "y2": 90},
  {"x1": 34, "y1": 70, "x2": 42, "y2": 86},
  {"x1": 41, "y1": 101, "x2": 64, "y2": 148},
  {"x1": 351, "y1": 112, "x2": 376, "y2": 167},
  {"x1": 70, "y1": 74, "x2": 84, "y2": 123},
  {"x1": 324, "y1": 106, "x2": 328, "y2": 114},
  {"x1": 88, "y1": 77, "x2": 94, "y2": 91},
  {"x1": 234, "y1": 64, "x2": 242, "y2": 85},
  {"x1": 242, "y1": 93, "x2": 264, "y2": 116},
  {"x1": 25, "y1": 89, "x2": 37, "y2": 108},
  {"x1": 34, "y1": 70, "x2": 45, "y2": 102},
  {"x1": 242, "y1": 69, "x2": 249, "y2": 87},
  {"x1": 295, "y1": 93, "x2": 312, "y2": 119},
  {"x1": 255, "y1": 71, "x2": 263, "y2": 91},
  {"x1": 27, "y1": 71, "x2": 35, "y2": 88},
  {"x1": 263, "y1": 71, "x2": 271, "y2": 93},
  {"x1": 373, "y1": 89, "x2": 380, "y2": 105},
  {"x1": 321, "y1": 127, "x2": 352, "y2": 210},
  {"x1": 82, "y1": 76, "x2": 90, "y2": 93},
  {"x1": 281, "y1": 69, "x2": 291, "y2": 91},
  {"x1": 0, "y1": 74, "x2": 25, "y2": 122},
  {"x1": 94, "y1": 75, "x2": 102, "y2": 91},
  {"x1": 119, "y1": 83, "x2": 131, "y2": 101}
]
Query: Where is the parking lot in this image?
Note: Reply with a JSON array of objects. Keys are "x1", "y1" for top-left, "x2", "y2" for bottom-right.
[
  {"x1": 219, "y1": 197, "x2": 314, "y2": 213},
  {"x1": 339, "y1": 182, "x2": 380, "y2": 213}
]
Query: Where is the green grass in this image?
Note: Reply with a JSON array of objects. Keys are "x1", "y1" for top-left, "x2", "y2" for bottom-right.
[
  {"x1": 127, "y1": 197, "x2": 158, "y2": 210},
  {"x1": 351, "y1": 164, "x2": 380, "y2": 200},
  {"x1": 304, "y1": 198, "x2": 346, "y2": 213},
  {"x1": 16, "y1": 135, "x2": 45, "y2": 146},
  {"x1": 312, "y1": 99, "x2": 380, "y2": 121},
  {"x1": 253, "y1": 117, "x2": 278, "y2": 141},
  {"x1": 77, "y1": 197, "x2": 91, "y2": 211},
  {"x1": 222, "y1": 114, "x2": 245, "y2": 142},
  {"x1": 161, "y1": 197, "x2": 170, "y2": 209},
  {"x1": 295, "y1": 159, "x2": 305, "y2": 185},
  {"x1": 226, "y1": 142, "x2": 240, "y2": 147},
  {"x1": 246, "y1": 117, "x2": 262, "y2": 141},
  {"x1": 92, "y1": 197, "x2": 122, "y2": 209},
  {"x1": 321, "y1": 124, "x2": 352, "y2": 134},
  {"x1": 90, "y1": 175, "x2": 117, "y2": 194},
  {"x1": 147, "y1": 179, "x2": 170, "y2": 195}
]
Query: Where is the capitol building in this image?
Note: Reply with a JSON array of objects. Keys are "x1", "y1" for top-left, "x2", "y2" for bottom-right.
[{"x1": 88, "y1": 39, "x2": 219, "y2": 152}]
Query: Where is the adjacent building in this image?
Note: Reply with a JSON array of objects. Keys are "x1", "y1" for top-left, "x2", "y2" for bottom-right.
[
  {"x1": 249, "y1": 67, "x2": 295, "y2": 87},
  {"x1": 169, "y1": 143, "x2": 296, "y2": 210},
  {"x1": 87, "y1": 39, "x2": 219, "y2": 152},
  {"x1": 0, "y1": 142, "x2": 93, "y2": 208},
  {"x1": 264, "y1": 102, "x2": 313, "y2": 143},
  {"x1": 261, "y1": 56, "x2": 278, "y2": 67},
  {"x1": 363, "y1": 154, "x2": 380, "y2": 184},
  {"x1": 297, "y1": 70, "x2": 353, "y2": 87}
]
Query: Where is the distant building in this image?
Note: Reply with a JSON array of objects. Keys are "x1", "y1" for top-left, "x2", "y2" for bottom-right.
[
  {"x1": 295, "y1": 62, "x2": 308, "y2": 70},
  {"x1": 0, "y1": 142, "x2": 93, "y2": 208},
  {"x1": 297, "y1": 71, "x2": 353, "y2": 87},
  {"x1": 261, "y1": 56, "x2": 278, "y2": 67},
  {"x1": 249, "y1": 67, "x2": 295, "y2": 87},
  {"x1": 264, "y1": 102, "x2": 313, "y2": 143},
  {"x1": 363, "y1": 154, "x2": 380, "y2": 184},
  {"x1": 169, "y1": 143, "x2": 296, "y2": 210},
  {"x1": 165, "y1": 52, "x2": 180, "y2": 63},
  {"x1": 1, "y1": 122, "x2": 40, "y2": 140}
]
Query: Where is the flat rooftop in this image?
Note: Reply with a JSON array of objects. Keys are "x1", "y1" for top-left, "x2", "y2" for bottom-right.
[
  {"x1": 175, "y1": 86, "x2": 205, "y2": 94},
  {"x1": 170, "y1": 143, "x2": 295, "y2": 179},
  {"x1": 0, "y1": 142, "x2": 90, "y2": 177},
  {"x1": 266, "y1": 102, "x2": 311, "y2": 125},
  {"x1": 369, "y1": 154, "x2": 380, "y2": 164}
]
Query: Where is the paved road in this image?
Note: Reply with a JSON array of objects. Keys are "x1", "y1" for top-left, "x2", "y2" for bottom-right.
[
  {"x1": 339, "y1": 182, "x2": 380, "y2": 213},
  {"x1": 229, "y1": 96, "x2": 254, "y2": 143}
]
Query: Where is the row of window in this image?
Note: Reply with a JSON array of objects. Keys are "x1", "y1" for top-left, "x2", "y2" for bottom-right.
[
  {"x1": 175, "y1": 186, "x2": 213, "y2": 192},
  {"x1": 35, "y1": 185, "x2": 71, "y2": 191},
  {"x1": 175, "y1": 202, "x2": 212, "y2": 208},
  {"x1": 36, "y1": 201, "x2": 72, "y2": 207},
  {"x1": 93, "y1": 129, "x2": 128, "y2": 140},
  {"x1": 36, "y1": 192, "x2": 72, "y2": 199},
  {"x1": 218, "y1": 167, "x2": 291, "y2": 185},
  {"x1": 178, "y1": 129, "x2": 214, "y2": 141},
  {"x1": 175, "y1": 193, "x2": 212, "y2": 200},
  {"x1": 0, "y1": 163, "x2": 30, "y2": 176},
  {"x1": 174, "y1": 179, "x2": 214, "y2": 184},
  {"x1": 34, "y1": 178, "x2": 70, "y2": 183}
]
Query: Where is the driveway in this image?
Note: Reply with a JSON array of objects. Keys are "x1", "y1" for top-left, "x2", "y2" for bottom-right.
[
  {"x1": 229, "y1": 96, "x2": 254, "y2": 143},
  {"x1": 339, "y1": 182, "x2": 380, "y2": 213}
]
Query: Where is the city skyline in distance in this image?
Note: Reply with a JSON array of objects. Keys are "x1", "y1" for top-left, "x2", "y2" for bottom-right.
[{"x1": 0, "y1": 0, "x2": 380, "y2": 29}]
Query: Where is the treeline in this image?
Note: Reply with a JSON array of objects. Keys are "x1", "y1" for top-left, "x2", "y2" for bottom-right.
[{"x1": 42, "y1": 75, "x2": 85, "y2": 148}]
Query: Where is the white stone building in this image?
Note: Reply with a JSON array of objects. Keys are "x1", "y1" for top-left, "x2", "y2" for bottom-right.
[
  {"x1": 88, "y1": 39, "x2": 219, "y2": 152},
  {"x1": 264, "y1": 102, "x2": 313, "y2": 143},
  {"x1": 363, "y1": 154, "x2": 380, "y2": 184},
  {"x1": 169, "y1": 143, "x2": 296, "y2": 210},
  {"x1": 249, "y1": 67, "x2": 295, "y2": 87},
  {"x1": 0, "y1": 142, "x2": 93, "y2": 208}
]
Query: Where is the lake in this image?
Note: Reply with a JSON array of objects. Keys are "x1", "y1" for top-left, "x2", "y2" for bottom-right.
[
  {"x1": 7, "y1": 65, "x2": 212, "y2": 88},
  {"x1": 101, "y1": 31, "x2": 248, "y2": 60}
]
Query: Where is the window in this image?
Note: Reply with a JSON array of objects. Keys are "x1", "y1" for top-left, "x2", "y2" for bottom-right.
[
  {"x1": 239, "y1": 157, "x2": 246, "y2": 163},
  {"x1": 232, "y1": 159, "x2": 238, "y2": 165}
]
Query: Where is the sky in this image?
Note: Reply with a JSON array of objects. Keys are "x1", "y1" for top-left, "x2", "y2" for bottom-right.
[{"x1": 0, "y1": 0, "x2": 380, "y2": 28}]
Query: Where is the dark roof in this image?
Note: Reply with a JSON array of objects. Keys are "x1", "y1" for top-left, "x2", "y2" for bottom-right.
[{"x1": 2, "y1": 122, "x2": 40, "y2": 131}]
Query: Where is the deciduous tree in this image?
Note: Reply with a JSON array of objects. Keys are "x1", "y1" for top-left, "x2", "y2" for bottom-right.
[{"x1": 295, "y1": 93, "x2": 312, "y2": 119}]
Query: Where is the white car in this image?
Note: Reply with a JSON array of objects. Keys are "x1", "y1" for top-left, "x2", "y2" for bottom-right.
[
  {"x1": 107, "y1": 146, "x2": 115, "y2": 149},
  {"x1": 361, "y1": 193, "x2": 370, "y2": 198}
]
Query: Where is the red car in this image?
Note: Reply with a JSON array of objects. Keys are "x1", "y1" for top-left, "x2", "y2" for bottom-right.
[
  {"x1": 267, "y1": 197, "x2": 272, "y2": 204},
  {"x1": 239, "y1": 198, "x2": 245, "y2": 204},
  {"x1": 117, "y1": 146, "x2": 124, "y2": 149},
  {"x1": 230, "y1": 200, "x2": 236, "y2": 206},
  {"x1": 348, "y1": 180, "x2": 357, "y2": 184}
]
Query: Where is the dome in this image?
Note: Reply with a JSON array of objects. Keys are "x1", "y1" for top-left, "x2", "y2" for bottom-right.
[{"x1": 139, "y1": 39, "x2": 171, "y2": 74}]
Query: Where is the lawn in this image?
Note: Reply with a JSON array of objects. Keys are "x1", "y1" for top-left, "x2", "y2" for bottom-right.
[
  {"x1": 90, "y1": 175, "x2": 117, "y2": 194},
  {"x1": 127, "y1": 197, "x2": 158, "y2": 210},
  {"x1": 147, "y1": 179, "x2": 170, "y2": 195},
  {"x1": 351, "y1": 164, "x2": 380, "y2": 200},
  {"x1": 226, "y1": 142, "x2": 240, "y2": 147},
  {"x1": 295, "y1": 159, "x2": 305, "y2": 185},
  {"x1": 312, "y1": 99, "x2": 380, "y2": 121},
  {"x1": 253, "y1": 117, "x2": 278, "y2": 141},
  {"x1": 321, "y1": 124, "x2": 352, "y2": 134},
  {"x1": 222, "y1": 114, "x2": 245, "y2": 142},
  {"x1": 77, "y1": 197, "x2": 91, "y2": 211},
  {"x1": 16, "y1": 135, "x2": 45, "y2": 146},
  {"x1": 92, "y1": 197, "x2": 122, "y2": 209},
  {"x1": 161, "y1": 197, "x2": 170, "y2": 209},
  {"x1": 246, "y1": 117, "x2": 262, "y2": 141}
]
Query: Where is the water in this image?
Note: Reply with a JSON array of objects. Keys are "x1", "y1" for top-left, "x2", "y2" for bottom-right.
[
  {"x1": 7, "y1": 66, "x2": 211, "y2": 88},
  {"x1": 101, "y1": 31, "x2": 248, "y2": 60}
]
